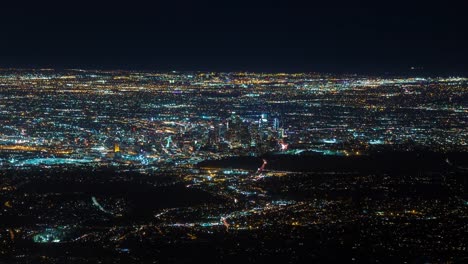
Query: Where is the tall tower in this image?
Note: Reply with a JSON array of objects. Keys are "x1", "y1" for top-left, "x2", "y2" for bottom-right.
[
  {"x1": 227, "y1": 113, "x2": 243, "y2": 147},
  {"x1": 258, "y1": 114, "x2": 269, "y2": 141},
  {"x1": 273, "y1": 117, "x2": 280, "y2": 132}
]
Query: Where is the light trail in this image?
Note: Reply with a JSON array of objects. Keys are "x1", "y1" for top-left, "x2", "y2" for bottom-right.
[{"x1": 91, "y1": 196, "x2": 112, "y2": 215}]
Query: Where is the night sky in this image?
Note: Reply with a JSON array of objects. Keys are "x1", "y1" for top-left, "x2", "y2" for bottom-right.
[{"x1": 1, "y1": 2, "x2": 467, "y2": 74}]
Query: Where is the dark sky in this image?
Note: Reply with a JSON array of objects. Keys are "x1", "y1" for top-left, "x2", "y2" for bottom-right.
[{"x1": 1, "y1": 2, "x2": 467, "y2": 74}]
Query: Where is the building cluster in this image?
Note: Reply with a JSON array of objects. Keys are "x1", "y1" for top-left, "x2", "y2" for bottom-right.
[
  {"x1": 0, "y1": 69, "x2": 466, "y2": 169},
  {"x1": 0, "y1": 69, "x2": 467, "y2": 262}
]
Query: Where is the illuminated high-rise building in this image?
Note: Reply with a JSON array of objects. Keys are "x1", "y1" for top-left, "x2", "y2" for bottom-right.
[
  {"x1": 273, "y1": 117, "x2": 280, "y2": 131},
  {"x1": 278, "y1": 128, "x2": 286, "y2": 139},
  {"x1": 226, "y1": 113, "x2": 243, "y2": 147},
  {"x1": 258, "y1": 114, "x2": 269, "y2": 141}
]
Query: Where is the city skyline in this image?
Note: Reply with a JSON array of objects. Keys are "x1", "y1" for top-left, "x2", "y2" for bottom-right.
[
  {"x1": 0, "y1": 69, "x2": 467, "y2": 263},
  {"x1": 1, "y1": 2, "x2": 467, "y2": 263},
  {"x1": 0, "y1": 69, "x2": 465, "y2": 169}
]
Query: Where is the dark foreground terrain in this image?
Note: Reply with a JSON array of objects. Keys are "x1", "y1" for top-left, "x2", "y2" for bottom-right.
[{"x1": 0, "y1": 152, "x2": 467, "y2": 263}]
